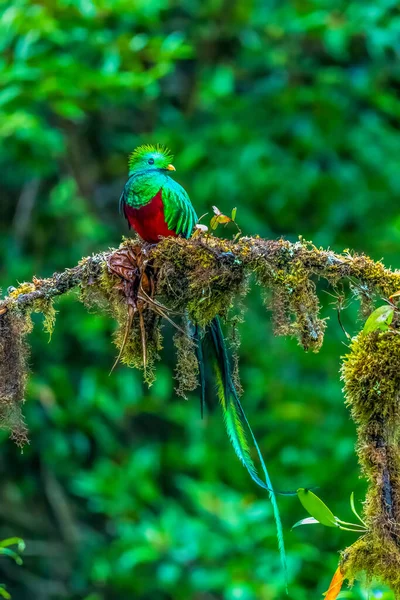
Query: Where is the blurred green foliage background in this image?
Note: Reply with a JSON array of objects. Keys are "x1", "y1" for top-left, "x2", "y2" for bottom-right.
[{"x1": 1, "y1": 0, "x2": 400, "y2": 598}]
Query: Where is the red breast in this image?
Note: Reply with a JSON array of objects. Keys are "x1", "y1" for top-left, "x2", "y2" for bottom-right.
[{"x1": 123, "y1": 189, "x2": 177, "y2": 243}]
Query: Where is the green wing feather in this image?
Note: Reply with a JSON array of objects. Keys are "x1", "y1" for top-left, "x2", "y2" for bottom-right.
[
  {"x1": 162, "y1": 178, "x2": 198, "y2": 238},
  {"x1": 201, "y1": 317, "x2": 288, "y2": 590}
]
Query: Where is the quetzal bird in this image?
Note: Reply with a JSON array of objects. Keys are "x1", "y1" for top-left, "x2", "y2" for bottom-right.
[{"x1": 119, "y1": 144, "x2": 287, "y2": 583}]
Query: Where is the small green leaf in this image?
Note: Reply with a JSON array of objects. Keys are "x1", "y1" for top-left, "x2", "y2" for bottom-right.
[
  {"x1": 210, "y1": 215, "x2": 219, "y2": 230},
  {"x1": 0, "y1": 537, "x2": 25, "y2": 551},
  {"x1": 231, "y1": 207, "x2": 237, "y2": 221},
  {"x1": 0, "y1": 548, "x2": 23, "y2": 565},
  {"x1": 363, "y1": 305, "x2": 394, "y2": 334},
  {"x1": 0, "y1": 585, "x2": 11, "y2": 599},
  {"x1": 297, "y1": 488, "x2": 338, "y2": 527},
  {"x1": 292, "y1": 516, "x2": 320, "y2": 529}
]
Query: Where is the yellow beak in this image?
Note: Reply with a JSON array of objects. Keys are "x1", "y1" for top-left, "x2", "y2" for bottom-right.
[{"x1": 166, "y1": 164, "x2": 176, "y2": 171}]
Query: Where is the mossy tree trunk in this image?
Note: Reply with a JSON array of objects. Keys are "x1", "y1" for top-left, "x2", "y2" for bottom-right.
[{"x1": 342, "y1": 331, "x2": 400, "y2": 594}]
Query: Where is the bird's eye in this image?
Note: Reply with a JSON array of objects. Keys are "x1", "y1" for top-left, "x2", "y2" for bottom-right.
[{"x1": 148, "y1": 158, "x2": 154, "y2": 165}]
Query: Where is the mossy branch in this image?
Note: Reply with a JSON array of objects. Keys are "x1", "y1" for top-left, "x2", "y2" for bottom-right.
[
  {"x1": 2, "y1": 235, "x2": 400, "y2": 318},
  {"x1": 1, "y1": 234, "x2": 400, "y2": 440},
  {"x1": 2, "y1": 233, "x2": 400, "y2": 592}
]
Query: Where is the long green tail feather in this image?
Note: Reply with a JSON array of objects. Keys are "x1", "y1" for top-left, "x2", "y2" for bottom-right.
[{"x1": 199, "y1": 317, "x2": 288, "y2": 589}]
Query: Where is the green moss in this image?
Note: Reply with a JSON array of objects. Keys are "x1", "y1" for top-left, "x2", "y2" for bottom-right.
[
  {"x1": 34, "y1": 298, "x2": 57, "y2": 338},
  {"x1": 0, "y1": 281, "x2": 58, "y2": 442},
  {"x1": 0, "y1": 311, "x2": 31, "y2": 446},
  {"x1": 251, "y1": 242, "x2": 326, "y2": 351},
  {"x1": 153, "y1": 236, "x2": 247, "y2": 326},
  {"x1": 174, "y1": 322, "x2": 199, "y2": 399},
  {"x1": 342, "y1": 534, "x2": 400, "y2": 597},
  {"x1": 343, "y1": 332, "x2": 400, "y2": 427},
  {"x1": 341, "y1": 330, "x2": 400, "y2": 594},
  {"x1": 8, "y1": 282, "x2": 36, "y2": 299}
]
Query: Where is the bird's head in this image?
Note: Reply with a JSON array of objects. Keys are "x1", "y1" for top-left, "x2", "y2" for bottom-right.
[{"x1": 128, "y1": 144, "x2": 176, "y2": 174}]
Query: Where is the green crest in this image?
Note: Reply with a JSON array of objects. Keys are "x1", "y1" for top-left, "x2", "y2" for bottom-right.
[{"x1": 128, "y1": 144, "x2": 174, "y2": 170}]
